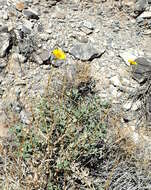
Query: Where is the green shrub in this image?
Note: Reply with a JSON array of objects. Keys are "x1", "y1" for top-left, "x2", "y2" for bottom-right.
[{"x1": 4, "y1": 85, "x2": 109, "y2": 189}]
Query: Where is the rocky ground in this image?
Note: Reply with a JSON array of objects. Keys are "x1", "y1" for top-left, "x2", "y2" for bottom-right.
[
  {"x1": 0, "y1": 0, "x2": 151, "y2": 142},
  {"x1": 0, "y1": 0, "x2": 151, "y2": 160},
  {"x1": 0, "y1": 0, "x2": 151, "y2": 189}
]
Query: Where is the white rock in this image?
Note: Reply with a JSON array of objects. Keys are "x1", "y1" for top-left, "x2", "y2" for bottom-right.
[
  {"x1": 82, "y1": 20, "x2": 95, "y2": 30},
  {"x1": 3, "y1": 11, "x2": 9, "y2": 20},
  {"x1": 139, "y1": 11, "x2": 151, "y2": 19},
  {"x1": 39, "y1": 33, "x2": 49, "y2": 41},
  {"x1": 131, "y1": 100, "x2": 141, "y2": 111},
  {"x1": 123, "y1": 100, "x2": 133, "y2": 110},
  {"x1": 143, "y1": 30, "x2": 151, "y2": 35},
  {"x1": 110, "y1": 75, "x2": 121, "y2": 87}
]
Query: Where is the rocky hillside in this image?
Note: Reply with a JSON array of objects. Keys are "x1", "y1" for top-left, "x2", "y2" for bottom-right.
[{"x1": 0, "y1": 0, "x2": 151, "y2": 189}]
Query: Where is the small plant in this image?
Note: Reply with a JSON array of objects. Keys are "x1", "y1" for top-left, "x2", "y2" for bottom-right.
[{"x1": 1, "y1": 83, "x2": 109, "y2": 189}]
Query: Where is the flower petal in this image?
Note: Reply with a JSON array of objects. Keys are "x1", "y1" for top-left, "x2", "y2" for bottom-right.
[
  {"x1": 52, "y1": 49, "x2": 66, "y2": 60},
  {"x1": 128, "y1": 59, "x2": 137, "y2": 65}
]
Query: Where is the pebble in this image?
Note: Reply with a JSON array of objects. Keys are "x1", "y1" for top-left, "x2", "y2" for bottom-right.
[
  {"x1": 16, "y1": 2, "x2": 25, "y2": 11},
  {"x1": 23, "y1": 9, "x2": 39, "y2": 20},
  {"x1": 20, "y1": 110, "x2": 31, "y2": 124},
  {"x1": 110, "y1": 75, "x2": 122, "y2": 87},
  {"x1": 0, "y1": 59, "x2": 7, "y2": 68},
  {"x1": 123, "y1": 100, "x2": 133, "y2": 111},
  {"x1": 82, "y1": 20, "x2": 95, "y2": 30}
]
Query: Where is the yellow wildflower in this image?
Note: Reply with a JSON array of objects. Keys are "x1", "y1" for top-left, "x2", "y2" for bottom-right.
[
  {"x1": 128, "y1": 59, "x2": 137, "y2": 65},
  {"x1": 52, "y1": 49, "x2": 66, "y2": 60}
]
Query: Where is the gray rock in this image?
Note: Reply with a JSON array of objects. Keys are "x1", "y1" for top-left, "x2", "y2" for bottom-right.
[
  {"x1": 132, "y1": 57, "x2": 151, "y2": 83},
  {"x1": 131, "y1": 100, "x2": 141, "y2": 111},
  {"x1": 20, "y1": 110, "x2": 31, "y2": 124},
  {"x1": 22, "y1": 20, "x2": 33, "y2": 34},
  {"x1": 37, "y1": 23, "x2": 44, "y2": 32},
  {"x1": 80, "y1": 21, "x2": 95, "y2": 35},
  {"x1": 23, "y1": 9, "x2": 39, "y2": 20},
  {"x1": 82, "y1": 20, "x2": 95, "y2": 30},
  {"x1": 22, "y1": 25, "x2": 31, "y2": 35},
  {"x1": 69, "y1": 42, "x2": 105, "y2": 61},
  {"x1": 11, "y1": 101, "x2": 22, "y2": 113},
  {"x1": 97, "y1": 8, "x2": 103, "y2": 15},
  {"x1": 51, "y1": 59, "x2": 65, "y2": 67},
  {"x1": 0, "y1": 33, "x2": 10, "y2": 58},
  {"x1": 123, "y1": 113, "x2": 135, "y2": 123},
  {"x1": 0, "y1": 59, "x2": 7, "y2": 68},
  {"x1": 136, "y1": 17, "x2": 144, "y2": 23},
  {"x1": 33, "y1": 49, "x2": 50, "y2": 64},
  {"x1": 39, "y1": 49, "x2": 50, "y2": 64},
  {"x1": 18, "y1": 35, "x2": 35, "y2": 58},
  {"x1": 134, "y1": 0, "x2": 147, "y2": 16},
  {"x1": 0, "y1": 26, "x2": 8, "y2": 33}
]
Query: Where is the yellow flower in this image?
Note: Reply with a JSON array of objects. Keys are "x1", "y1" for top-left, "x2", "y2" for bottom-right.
[
  {"x1": 128, "y1": 59, "x2": 137, "y2": 65},
  {"x1": 52, "y1": 49, "x2": 66, "y2": 60}
]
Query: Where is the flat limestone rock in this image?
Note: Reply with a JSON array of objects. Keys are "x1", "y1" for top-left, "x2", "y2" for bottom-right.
[{"x1": 69, "y1": 42, "x2": 105, "y2": 61}]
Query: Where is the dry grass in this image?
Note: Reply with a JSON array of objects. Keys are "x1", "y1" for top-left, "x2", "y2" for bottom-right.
[
  {"x1": 0, "y1": 62, "x2": 108, "y2": 190},
  {"x1": 0, "y1": 62, "x2": 151, "y2": 190}
]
